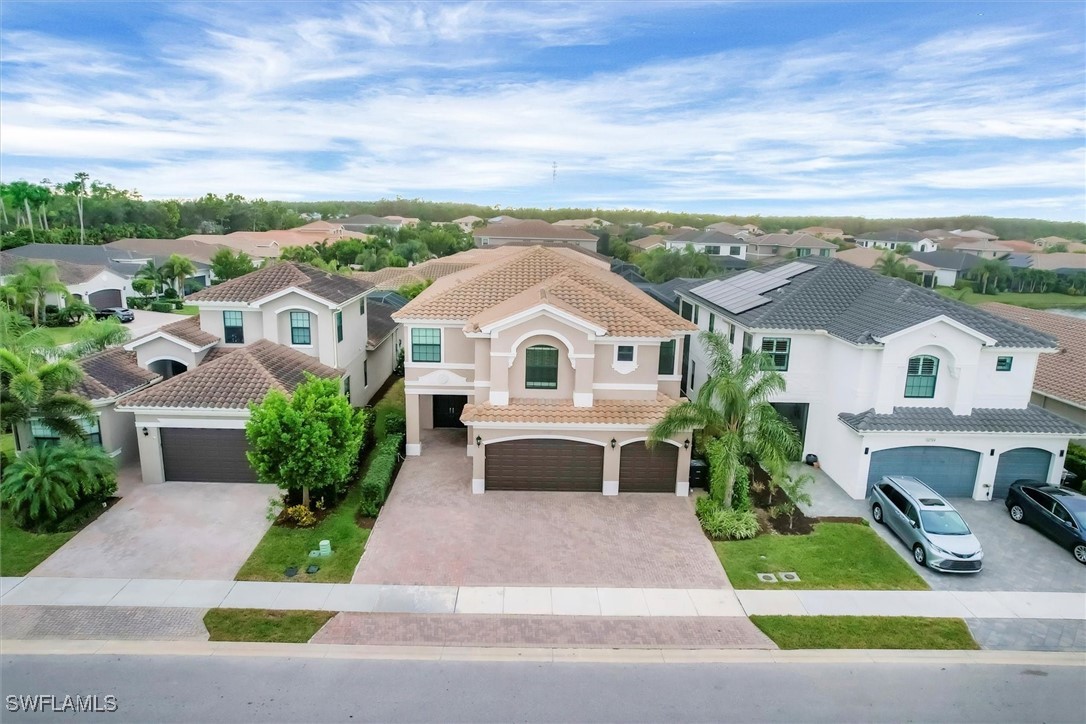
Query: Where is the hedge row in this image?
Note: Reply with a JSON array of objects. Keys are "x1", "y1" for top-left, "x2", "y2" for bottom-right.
[{"x1": 358, "y1": 433, "x2": 404, "y2": 518}]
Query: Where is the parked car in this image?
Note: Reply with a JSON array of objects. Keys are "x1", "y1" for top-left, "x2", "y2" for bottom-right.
[
  {"x1": 867, "y1": 475, "x2": 983, "y2": 573},
  {"x1": 1005, "y1": 480, "x2": 1086, "y2": 565},
  {"x1": 94, "y1": 307, "x2": 134, "y2": 323}
]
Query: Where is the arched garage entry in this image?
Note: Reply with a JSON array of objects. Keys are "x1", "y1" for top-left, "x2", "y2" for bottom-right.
[
  {"x1": 993, "y1": 447, "x2": 1052, "y2": 499},
  {"x1": 619, "y1": 440, "x2": 678, "y2": 492},
  {"x1": 88, "y1": 288, "x2": 123, "y2": 309},
  {"x1": 868, "y1": 446, "x2": 981, "y2": 498},
  {"x1": 484, "y1": 439, "x2": 603, "y2": 491}
]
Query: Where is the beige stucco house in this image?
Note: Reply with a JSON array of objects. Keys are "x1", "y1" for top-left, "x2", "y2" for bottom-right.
[
  {"x1": 393, "y1": 245, "x2": 699, "y2": 495},
  {"x1": 473, "y1": 220, "x2": 599, "y2": 253}
]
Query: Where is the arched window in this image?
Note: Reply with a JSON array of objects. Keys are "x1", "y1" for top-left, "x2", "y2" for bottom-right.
[
  {"x1": 525, "y1": 345, "x2": 559, "y2": 389},
  {"x1": 904, "y1": 355, "x2": 939, "y2": 398}
]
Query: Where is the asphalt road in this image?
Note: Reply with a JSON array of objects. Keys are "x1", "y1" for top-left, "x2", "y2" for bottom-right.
[{"x1": 2, "y1": 654, "x2": 1084, "y2": 723}]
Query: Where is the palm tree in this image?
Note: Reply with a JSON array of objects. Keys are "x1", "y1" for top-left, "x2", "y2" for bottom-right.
[
  {"x1": 162, "y1": 254, "x2": 197, "y2": 299},
  {"x1": 1, "y1": 442, "x2": 116, "y2": 528},
  {"x1": 0, "y1": 308, "x2": 56, "y2": 363},
  {"x1": 5, "y1": 180, "x2": 37, "y2": 240},
  {"x1": 57, "y1": 297, "x2": 97, "y2": 325},
  {"x1": 11, "y1": 261, "x2": 68, "y2": 326},
  {"x1": 60, "y1": 172, "x2": 90, "y2": 244},
  {"x1": 971, "y1": 258, "x2": 1011, "y2": 295},
  {"x1": 873, "y1": 251, "x2": 918, "y2": 283},
  {"x1": 649, "y1": 331, "x2": 800, "y2": 507},
  {"x1": 0, "y1": 349, "x2": 94, "y2": 446},
  {"x1": 68, "y1": 318, "x2": 131, "y2": 358},
  {"x1": 135, "y1": 260, "x2": 166, "y2": 295}
]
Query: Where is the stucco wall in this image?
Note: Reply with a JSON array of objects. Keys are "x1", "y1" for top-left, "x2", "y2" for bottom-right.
[
  {"x1": 133, "y1": 336, "x2": 199, "y2": 371},
  {"x1": 97, "y1": 404, "x2": 139, "y2": 464}
]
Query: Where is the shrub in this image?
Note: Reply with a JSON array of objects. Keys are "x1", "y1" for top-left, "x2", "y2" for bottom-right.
[
  {"x1": 696, "y1": 496, "x2": 760, "y2": 540},
  {"x1": 358, "y1": 434, "x2": 403, "y2": 517},
  {"x1": 161, "y1": 287, "x2": 179, "y2": 299},
  {"x1": 1066, "y1": 442, "x2": 1086, "y2": 491},
  {"x1": 381, "y1": 410, "x2": 406, "y2": 439},
  {"x1": 1, "y1": 442, "x2": 117, "y2": 529},
  {"x1": 172, "y1": 300, "x2": 185, "y2": 310},
  {"x1": 150, "y1": 301, "x2": 174, "y2": 313},
  {"x1": 126, "y1": 296, "x2": 151, "y2": 310},
  {"x1": 283, "y1": 504, "x2": 317, "y2": 527},
  {"x1": 732, "y1": 465, "x2": 752, "y2": 512}
]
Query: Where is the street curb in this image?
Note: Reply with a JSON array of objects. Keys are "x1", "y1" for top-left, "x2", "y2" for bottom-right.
[{"x1": 2, "y1": 639, "x2": 1084, "y2": 665}]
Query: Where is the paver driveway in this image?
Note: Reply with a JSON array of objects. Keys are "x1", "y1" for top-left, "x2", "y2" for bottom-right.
[
  {"x1": 354, "y1": 430, "x2": 730, "y2": 588},
  {"x1": 29, "y1": 482, "x2": 273, "y2": 580}
]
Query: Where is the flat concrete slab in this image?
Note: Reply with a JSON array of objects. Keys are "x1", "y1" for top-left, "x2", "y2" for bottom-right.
[
  {"x1": 220, "y1": 582, "x2": 286, "y2": 609},
  {"x1": 162, "y1": 580, "x2": 235, "y2": 608},
  {"x1": 28, "y1": 482, "x2": 274, "y2": 580},
  {"x1": 687, "y1": 589, "x2": 746, "y2": 617},
  {"x1": 503, "y1": 586, "x2": 553, "y2": 615},
  {"x1": 0, "y1": 577, "x2": 25, "y2": 596},
  {"x1": 597, "y1": 587, "x2": 651, "y2": 617},
  {"x1": 322, "y1": 584, "x2": 381, "y2": 613},
  {"x1": 643, "y1": 588, "x2": 699, "y2": 617},
  {"x1": 373, "y1": 585, "x2": 458, "y2": 614},
  {"x1": 354, "y1": 430, "x2": 730, "y2": 589},
  {"x1": 734, "y1": 590, "x2": 807, "y2": 616},
  {"x1": 454, "y1": 587, "x2": 504, "y2": 614},
  {"x1": 271, "y1": 583, "x2": 336, "y2": 611},
  {"x1": 550, "y1": 587, "x2": 602, "y2": 616},
  {"x1": 109, "y1": 579, "x2": 183, "y2": 607}
]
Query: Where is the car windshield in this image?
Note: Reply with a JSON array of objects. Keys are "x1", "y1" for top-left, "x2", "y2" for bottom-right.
[{"x1": 920, "y1": 510, "x2": 970, "y2": 535}]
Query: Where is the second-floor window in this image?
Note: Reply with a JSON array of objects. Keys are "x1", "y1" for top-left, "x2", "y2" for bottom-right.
[
  {"x1": 761, "y1": 337, "x2": 790, "y2": 371},
  {"x1": 905, "y1": 355, "x2": 939, "y2": 398},
  {"x1": 411, "y1": 328, "x2": 441, "y2": 362},
  {"x1": 742, "y1": 332, "x2": 753, "y2": 356},
  {"x1": 290, "y1": 311, "x2": 311, "y2": 345},
  {"x1": 996, "y1": 356, "x2": 1013, "y2": 372},
  {"x1": 617, "y1": 345, "x2": 634, "y2": 362},
  {"x1": 708, "y1": 313, "x2": 715, "y2": 333},
  {"x1": 658, "y1": 339, "x2": 676, "y2": 375},
  {"x1": 223, "y1": 311, "x2": 244, "y2": 344},
  {"x1": 525, "y1": 345, "x2": 558, "y2": 389},
  {"x1": 335, "y1": 311, "x2": 344, "y2": 342}
]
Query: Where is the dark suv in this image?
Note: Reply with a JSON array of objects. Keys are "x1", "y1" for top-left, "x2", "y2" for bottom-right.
[
  {"x1": 94, "y1": 307, "x2": 135, "y2": 323},
  {"x1": 1005, "y1": 480, "x2": 1086, "y2": 565}
]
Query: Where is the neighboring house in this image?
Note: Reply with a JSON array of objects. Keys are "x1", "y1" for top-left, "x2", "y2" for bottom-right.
[
  {"x1": 739, "y1": 224, "x2": 763, "y2": 235},
  {"x1": 952, "y1": 229, "x2": 999, "y2": 242},
  {"x1": 634, "y1": 277, "x2": 712, "y2": 312},
  {"x1": 554, "y1": 217, "x2": 612, "y2": 229},
  {"x1": 181, "y1": 221, "x2": 367, "y2": 260},
  {"x1": 665, "y1": 230, "x2": 748, "y2": 259},
  {"x1": 472, "y1": 219, "x2": 599, "y2": 252},
  {"x1": 955, "y1": 240, "x2": 1013, "y2": 259},
  {"x1": 452, "y1": 215, "x2": 484, "y2": 232},
  {"x1": 1027, "y1": 252, "x2": 1086, "y2": 276},
  {"x1": 487, "y1": 215, "x2": 522, "y2": 225},
  {"x1": 705, "y1": 222, "x2": 742, "y2": 235},
  {"x1": 854, "y1": 229, "x2": 938, "y2": 253},
  {"x1": 746, "y1": 233, "x2": 837, "y2": 262},
  {"x1": 393, "y1": 245, "x2": 699, "y2": 495},
  {"x1": 353, "y1": 249, "x2": 510, "y2": 290},
  {"x1": 648, "y1": 221, "x2": 674, "y2": 231},
  {"x1": 678, "y1": 257, "x2": 1081, "y2": 501},
  {"x1": 797, "y1": 226, "x2": 846, "y2": 241},
  {"x1": 116, "y1": 262, "x2": 376, "y2": 484},
  {"x1": 384, "y1": 216, "x2": 420, "y2": 228},
  {"x1": 339, "y1": 214, "x2": 400, "y2": 233},
  {"x1": 1, "y1": 243, "x2": 213, "y2": 307},
  {"x1": 105, "y1": 238, "x2": 235, "y2": 268},
  {"x1": 835, "y1": 246, "x2": 939, "y2": 288},
  {"x1": 0, "y1": 253, "x2": 133, "y2": 310},
  {"x1": 907, "y1": 250, "x2": 981, "y2": 287},
  {"x1": 366, "y1": 300, "x2": 404, "y2": 395},
  {"x1": 629, "y1": 234, "x2": 667, "y2": 252},
  {"x1": 1035, "y1": 236, "x2": 1086, "y2": 252},
  {"x1": 979, "y1": 303, "x2": 1086, "y2": 437}
]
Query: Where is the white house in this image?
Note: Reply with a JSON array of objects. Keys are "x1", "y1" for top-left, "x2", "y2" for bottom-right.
[
  {"x1": 854, "y1": 229, "x2": 938, "y2": 254},
  {"x1": 665, "y1": 230, "x2": 748, "y2": 259},
  {"x1": 677, "y1": 258, "x2": 1082, "y2": 502}
]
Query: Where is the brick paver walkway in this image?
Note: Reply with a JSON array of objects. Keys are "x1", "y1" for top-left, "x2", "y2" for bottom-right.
[
  {"x1": 967, "y1": 618, "x2": 1086, "y2": 652},
  {"x1": 1, "y1": 606, "x2": 210, "y2": 641},
  {"x1": 310, "y1": 612, "x2": 776, "y2": 649},
  {"x1": 355, "y1": 430, "x2": 729, "y2": 588}
]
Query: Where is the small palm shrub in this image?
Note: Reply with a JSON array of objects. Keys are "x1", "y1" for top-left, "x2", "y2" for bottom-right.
[
  {"x1": 696, "y1": 496, "x2": 760, "y2": 540},
  {"x1": 2, "y1": 442, "x2": 117, "y2": 529}
]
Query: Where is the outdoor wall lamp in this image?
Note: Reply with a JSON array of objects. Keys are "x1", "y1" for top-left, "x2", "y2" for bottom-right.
[
  {"x1": 610, "y1": 438, "x2": 617, "y2": 449},
  {"x1": 475, "y1": 435, "x2": 482, "y2": 447},
  {"x1": 141, "y1": 427, "x2": 148, "y2": 437},
  {"x1": 684, "y1": 439, "x2": 690, "y2": 449}
]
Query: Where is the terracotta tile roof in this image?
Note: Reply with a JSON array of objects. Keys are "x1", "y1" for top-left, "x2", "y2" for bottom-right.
[
  {"x1": 1027, "y1": 253, "x2": 1086, "y2": 272},
  {"x1": 472, "y1": 219, "x2": 597, "y2": 241},
  {"x1": 118, "y1": 339, "x2": 340, "y2": 410},
  {"x1": 156, "y1": 316, "x2": 219, "y2": 347},
  {"x1": 76, "y1": 348, "x2": 159, "y2": 402},
  {"x1": 397, "y1": 246, "x2": 696, "y2": 337},
  {"x1": 461, "y1": 394, "x2": 679, "y2": 426},
  {"x1": 353, "y1": 259, "x2": 479, "y2": 290},
  {"x1": 630, "y1": 234, "x2": 667, "y2": 250},
  {"x1": 187, "y1": 261, "x2": 371, "y2": 305},
  {"x1": 978, "y1": 303, "x2": 1086, "y2": 408}
]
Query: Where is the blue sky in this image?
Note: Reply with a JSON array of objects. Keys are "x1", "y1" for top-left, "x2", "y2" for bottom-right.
[{"x1": 1, "y1": 1, "x2": 1083, "y2": 220}]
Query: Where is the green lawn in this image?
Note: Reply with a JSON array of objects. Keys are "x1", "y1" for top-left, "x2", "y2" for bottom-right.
[
  {"x1": 714, "y1": 522, "x2": 928, "y2": 590},
  {"x1": 40, "y1": 326, "x2": 80, "y2": 345},
  {"x1": 751, "y1": 616, "x2": 979, "y2": 650},
  {"x1": 373, "y1": 377, "x2": 405, "y2": 439},
  {"x1": 234, "y1": 378, "x2": 404, "y2": 583},
  {"x1": 203, "y1": 609, "x2": 335, "y2": 643},
  {"x1": 173, "y1": 305, "x2": 199, "y2": 315},
  {"x1": 1, "y1": 432, "x2": 14, "y2": 459},
  {"x1": 936, "y1": 288, "x2": 1086, "y2": 310},
  {"x1": 0, "y1": 506, "x2": 77, "y2": 576}
]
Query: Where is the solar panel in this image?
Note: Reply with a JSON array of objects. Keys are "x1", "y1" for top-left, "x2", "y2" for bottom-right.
[{"x1": 690, "y1": 261, "x2": 816, "y2": 314}]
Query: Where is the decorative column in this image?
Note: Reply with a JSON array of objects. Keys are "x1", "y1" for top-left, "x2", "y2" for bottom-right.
[
  {"x1": 603, "y1": 439, "x2": 620, "y2": 495},
  {"x1": 675, "y1": 437, "x2": 692, "y2": 496},
  {"x1": 405, "y1": 392, "x2": 422, "y2": 456},
  {"x1": 472, "y1": 443, "x2": 486, "y2": 494}
]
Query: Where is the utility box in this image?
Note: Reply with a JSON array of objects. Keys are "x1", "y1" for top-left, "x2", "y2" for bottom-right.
[{"x1": 689, "y1": 459, "x2": 709, "y2": 489}]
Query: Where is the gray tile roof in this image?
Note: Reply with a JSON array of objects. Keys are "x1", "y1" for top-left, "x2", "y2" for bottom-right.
[
  {"x1": 2, "y1": 243, "x2": 210, "y2": 278},
  {"x1": 366, "y1": 302, "x2": 399, "y2": 350},
  {"x1": 857, "y1": 228, "x2": 928, "y2": 243},
  {"x1": 667, "y1": 230, "x2": 745, "y2": 246},
  {"x1": 682, "y1": 257, "x2": 1055, "y2": 348},
  {"x1": 839, "y1": 405, "x2": 1085, "y2": 435},
  {"x1": 908, "y1": 250, "x2": 982, "y2": 271}
]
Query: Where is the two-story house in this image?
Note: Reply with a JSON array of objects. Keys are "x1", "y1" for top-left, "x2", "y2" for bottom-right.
[
  {"x1": 746, "y1": 233, "x2": 838, "y2": 262},
  {"x1": 393, "y1": 245, "x2": 699, "y2": 495},
  {"x1": 473, "y1": 220, "x2": 599, "y2": 252},
  {"x1": 114, "y1": 262, "x2": 376, "y2": 484},
  {"x1": 678, "y1": 257, "x2": 1083, "y2": 502},
  {"x1": 665, "y1": 230, "x2": 748, "y2": 260}
]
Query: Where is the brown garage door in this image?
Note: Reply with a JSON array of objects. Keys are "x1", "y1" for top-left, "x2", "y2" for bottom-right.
[
  {"x1": 161, "y1": 428, "x2": 258, "y2": 483},
  {"x1": 620, "y1": 442, "x2": 678, "y2": 492},
  {"x1": 88, "y1": 288, "x2": 123, "y2": 309},
  {"x1": 485, "y1": 439, "x2": 603, "y2": 491}
]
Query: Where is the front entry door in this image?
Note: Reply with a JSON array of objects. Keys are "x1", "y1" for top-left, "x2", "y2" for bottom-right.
[{"x1": 433, "y1": 395, "x2": 467, "y2": 428}]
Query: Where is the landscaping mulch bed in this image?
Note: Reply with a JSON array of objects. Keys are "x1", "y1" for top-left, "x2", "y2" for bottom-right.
[{"x1": 748, "y1": 471, "x2": 817, "y2": 536}]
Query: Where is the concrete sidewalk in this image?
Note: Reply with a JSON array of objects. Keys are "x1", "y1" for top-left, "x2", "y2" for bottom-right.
[{"x1": 2, "y1": 576, "x2": 1083, "y2": 620}]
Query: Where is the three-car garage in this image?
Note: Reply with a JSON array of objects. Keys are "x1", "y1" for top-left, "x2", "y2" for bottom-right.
[{"x1": 867, "y1": 445, "x2": 1055, "y2": 500}]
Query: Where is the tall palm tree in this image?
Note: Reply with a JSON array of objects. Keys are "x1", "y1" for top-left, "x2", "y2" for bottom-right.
[
  {"x1": 649, "y1": 331, "x2": 800, "y2": 507},
  {"x1": 11, "y1": 261, "x2": 68, "y2": 326},
  {"x1": 0, "y1": 308, "x2": 56, "y2": 364},
  {"x1": 2, "y1": 441, "x2": 116, "y2": 528},
  {"x1": 873, "y1": 250, "x2": 919, "y2": 282},
  {"x1": 162, "y1": 254, "x2": 197, "y2": 299},
  {"x1": 68, "y1": 318, "x2": 131, "y2": 358},
  {"x1": 971, "y1": 258, "x2": 1010, "y2": 295},
  {"x1": 60, "y1": 172, "x2": 90, "y2": 244},
  {"x1": 135, "y1": 260, "x2": 165, "y2": 295},
  {"x1": 0, "y1": 350, "x2": 94, "y2": 446}
]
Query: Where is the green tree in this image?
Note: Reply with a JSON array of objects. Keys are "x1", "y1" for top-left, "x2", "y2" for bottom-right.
[
  {"x1": 246, "y1": 374, "x2": 367, "y2": 508},
  {"x1": 161, "y1": 254, "x2": 197, "y2": 299},
  {"x1": 1, "y1": 442, "x2": 117, "y2": 528},
  {"x1": 970, "y1": 258, "x2": 1011, "y2": 294},
  {"x1": 135, "y1": 260, "x2": 166, "y2": 295},
  {"x1": 398, "y1": 278, "x2": 433, "y2": 300},
  {"x1": 0, "y1": 308, "x2": 56, "y2": 363},
  {"x1": 9, "y1": 261, "x2": 68, "y2": 326},
  {"x1": 633, "y1": 246, "x2": 715, "y2": 283},
  {"x1": 59, "y1": 172, "x2": 90, "y2": 244},
  {"x1": 873, "y1": 250, "x2": 919, "y2": 283},
  {"x1": 649, "y1": 332, "x2": 800, "y2": 507},
  {"x1": 0, "y1": 350, "x2": 94, "y2": 444},
  {"x1": 68, "y1": 319, "x2": 131, "y2": 358},
  {"x1": 210, "y1": 248, "x2": 255, "y2": 281}
]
